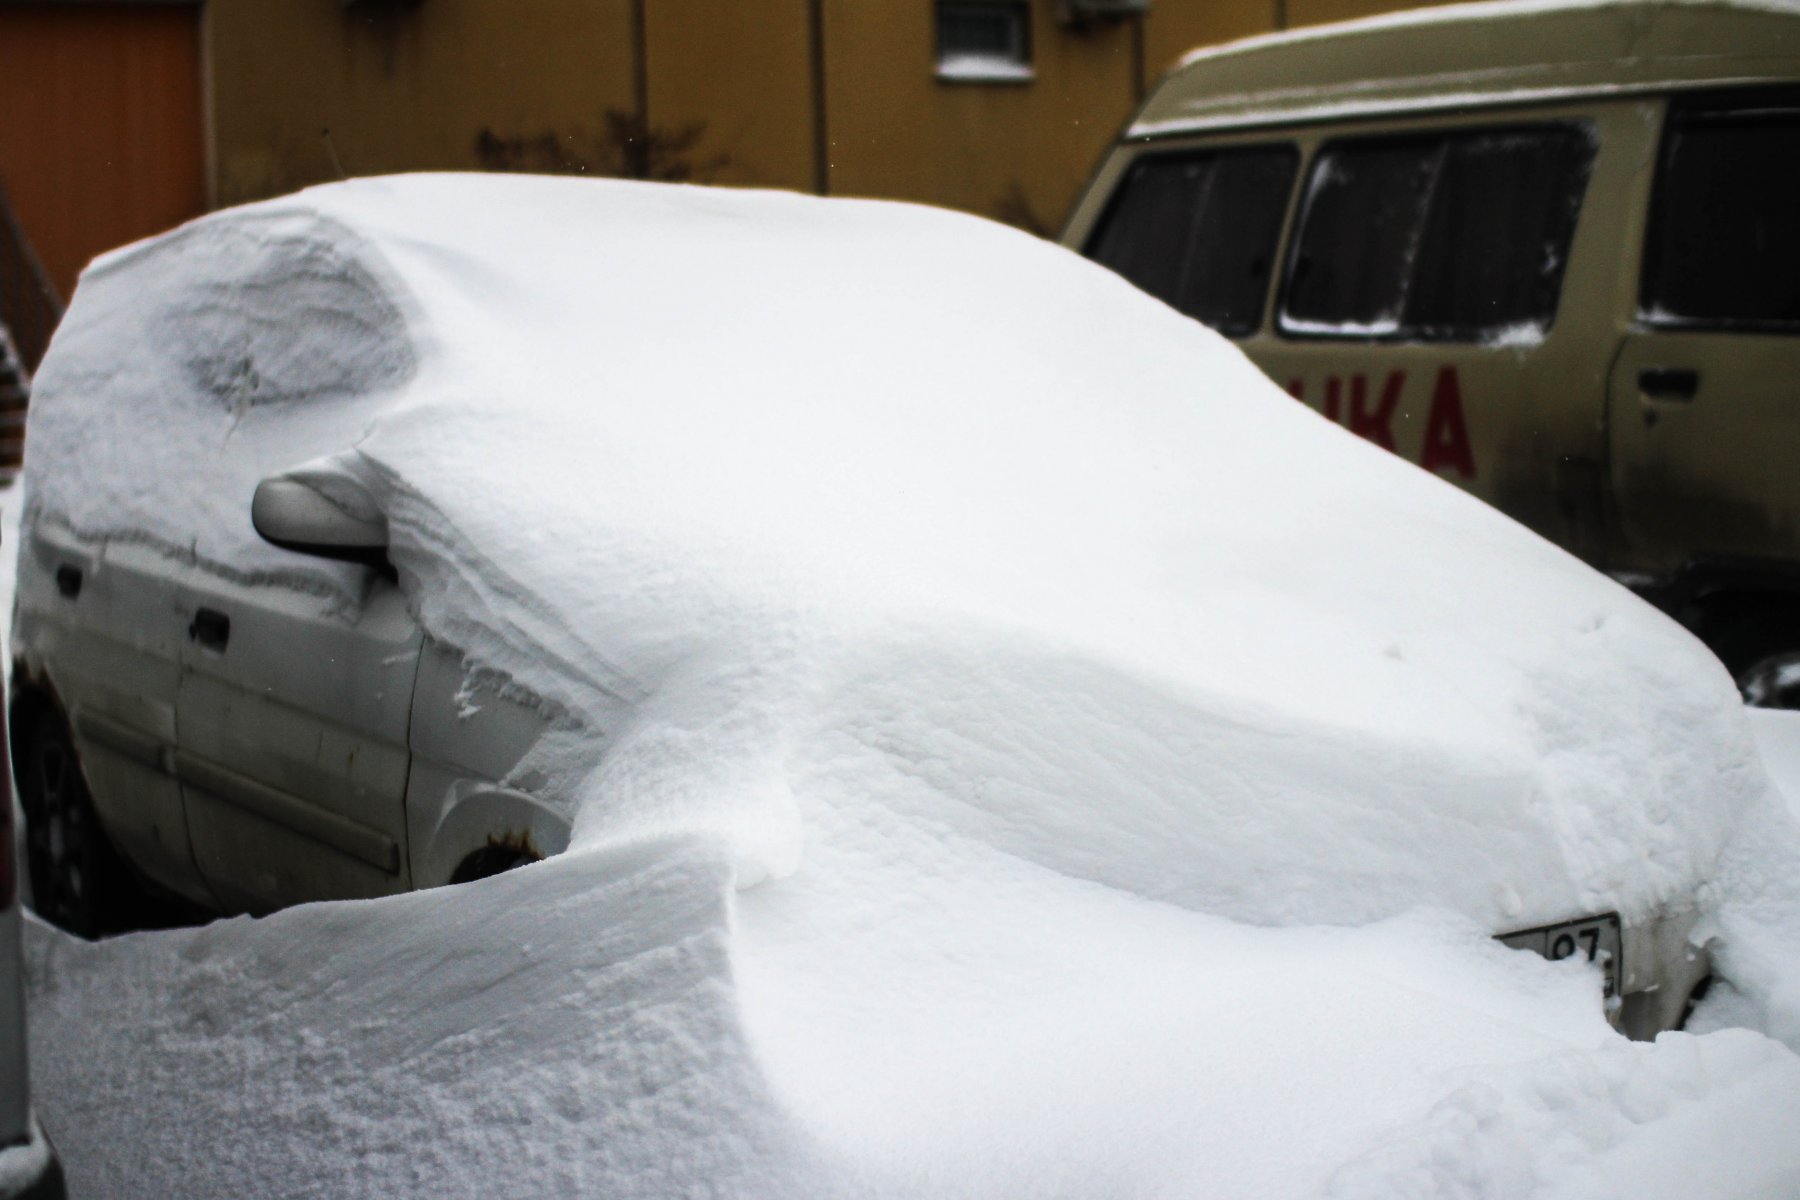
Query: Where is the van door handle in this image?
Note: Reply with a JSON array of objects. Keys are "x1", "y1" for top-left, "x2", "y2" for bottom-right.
[
  {"x1": 188, "y1": 608, "x2": 230, "y2": 652},
  {"x1": 1638, "y1": 367, "x2": 1699, "y2": 401}
]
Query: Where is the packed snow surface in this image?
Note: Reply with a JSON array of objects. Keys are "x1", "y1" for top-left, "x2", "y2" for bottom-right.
[
  {"x1": 1174, "y1": 0, "x2": 1800, "y2": 68},
  {"x1": 19, "y1": 175, "x2": 1800, "y2": 1196}
]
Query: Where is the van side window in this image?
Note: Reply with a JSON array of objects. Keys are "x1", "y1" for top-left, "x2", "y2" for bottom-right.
[
  {"x1": 1083, "y1": 146, "x2": 1299, "y2": 337},
  {"x1": 1281, "y1": 126, "x2": 1595, "y2": 342},
  {"x1": 1642, "y1": 89, "x2": 1800, "y2": 331}
]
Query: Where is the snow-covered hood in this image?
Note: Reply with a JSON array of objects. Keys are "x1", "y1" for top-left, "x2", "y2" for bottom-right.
[{"x1": 27, "y1": 172, "x2": 1760, "y2": 934}]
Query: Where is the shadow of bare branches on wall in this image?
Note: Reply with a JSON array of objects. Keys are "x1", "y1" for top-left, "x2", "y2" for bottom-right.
[{"x1": 475, "y1": 111, "x2": 733, "y2": 183}]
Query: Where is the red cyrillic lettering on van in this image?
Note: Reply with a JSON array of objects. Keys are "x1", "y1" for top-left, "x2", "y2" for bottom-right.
[
  {"x1": 1286, "y1": 378, "x2": 1305, "y2": 400},
  {"x1": 1420, "y1": 366, "x2": 1476, "y2": 479},
  {"x1": 1349, "y1": 371, "x2": 1404, "y2": 452},
  {"x1": 1323, "y1": 376, "x2": 1342, "y2": 423}
]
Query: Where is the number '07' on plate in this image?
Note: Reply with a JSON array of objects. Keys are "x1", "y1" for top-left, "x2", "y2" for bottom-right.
[{"x1": 1496, "y1": 913, "x2": 1622, "y2": 998}]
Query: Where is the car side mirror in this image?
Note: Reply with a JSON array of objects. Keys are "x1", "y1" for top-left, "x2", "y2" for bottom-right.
[{"x1": 251, "y1": 473, "x2": 390, "y2": 569}]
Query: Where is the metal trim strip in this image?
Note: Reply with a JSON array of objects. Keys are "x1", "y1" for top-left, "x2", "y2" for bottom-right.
[
  {"x1": 174, "y1": 751, "x2": 399, "y2": 874},
  {"x1": 72, "y1": 708, "x2": 398, "y2": 874}
]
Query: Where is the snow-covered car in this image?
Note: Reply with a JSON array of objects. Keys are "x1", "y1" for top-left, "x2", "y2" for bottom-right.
[
  {"x1": 8, "y1": 174, "x2": 1759, "y2": 1050},
  {"x1": 2, "y1": 683, "x2": 66, "y2": 1200}
]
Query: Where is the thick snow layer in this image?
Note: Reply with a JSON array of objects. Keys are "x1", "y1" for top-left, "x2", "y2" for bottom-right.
[
  {"x1": 18, "y1": 175, "x2": 1800, "y2": 1194},
  {"x1": 1748, "y1": 709, "x2": 1800, "y2": 824},
  {"x1": 25, "y1": 859, "x2": 1800, "y2": 1198},
  {"x1": 1174, "y1": 0, "x2": 1800, "y2": 69},
  {"x1": 1687, "y1": 711, "x2": 1800, "y2": 1052},
  {"x1": 26, "y1": 173, "x2": 1758, "y2": 932}
]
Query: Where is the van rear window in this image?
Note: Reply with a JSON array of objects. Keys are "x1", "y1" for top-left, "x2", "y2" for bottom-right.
[
  {"x1": 1643, "y1": 89, "x2": 1800, "y2": 332},
  {"x1": 1280, "y1": 126, "x2": 1595, "y2": 342},
  {"x1": 1083, "y1": 145, "x2": 1298, "y2": 337}
]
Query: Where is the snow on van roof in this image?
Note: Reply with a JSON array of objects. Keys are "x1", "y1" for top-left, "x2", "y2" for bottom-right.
[
  {"x1": 21, "y1": 174, "x2": 1800, "y2": 1194},
  {"x1": 1136, "y1": 0, "x2": 1800, "y2": 137},
  {"x1": 1177, "y1": 0, "x2": 1800, "y2": 67}
]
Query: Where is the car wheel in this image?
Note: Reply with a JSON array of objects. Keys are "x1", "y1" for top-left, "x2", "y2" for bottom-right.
[
  {"x1": 1701, "y1": 601, "x2": 1800, "y2": 709},
  {"x1": 1675, "y1": 974, "x2": 1714, "y2": 1031},
  {"x1": 448, "y1": 843, "x2": 539, "y2": 885},
  {"x1": 16, "y1": 709, "x2": 131, "y2": 939},
  {"x1": 1736, "y1": 651, "x2": 1800, "y2": 709}
]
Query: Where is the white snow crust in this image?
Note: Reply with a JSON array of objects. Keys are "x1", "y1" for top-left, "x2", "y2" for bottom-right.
[
  {"x1": 1174, "y1": 0, "x2": 1800, "y2": 69},
  {"x1": 18, "y1": 175, "x2": 1800, "y2": 1195},
  {"x1": 0, "y1": 1119, "x2": 51, "y2": 1195}
]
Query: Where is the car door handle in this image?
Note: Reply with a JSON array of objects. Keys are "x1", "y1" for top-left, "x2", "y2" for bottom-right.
[
  {"x1": 188, "y1": 608, "x2": 230, "y2": 652},
  {"x1": 1638, "y1": 367, "x2": 1699, "y2": 401}
]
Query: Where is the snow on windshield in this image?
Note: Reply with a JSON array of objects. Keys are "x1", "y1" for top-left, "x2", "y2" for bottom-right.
[{"x1": 19, "y1": 174, "x2": 1800, "y2": 1196}]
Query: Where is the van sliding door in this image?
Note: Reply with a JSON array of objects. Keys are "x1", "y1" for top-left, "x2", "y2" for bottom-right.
[{"x1": 1607, "y1": 88, "x2": 1800, "y2": 584}]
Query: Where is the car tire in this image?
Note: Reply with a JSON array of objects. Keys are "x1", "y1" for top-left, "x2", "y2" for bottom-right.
[
  {"x1": 1701, "y1": 600, "x2": 1800, "y2": 708},
  {"x1": 1675, "y1": 974, "x2": 1714, "y2": 1031},
  {"x1": 15, "y1": 708, "x2": 133, "y2": 939},
  {"x1": 448, "y1": 844, "x2": 538, "y2": 885},
  {"x1": 1734, "y1": 650, "x2": 1800, "y2": 709}
]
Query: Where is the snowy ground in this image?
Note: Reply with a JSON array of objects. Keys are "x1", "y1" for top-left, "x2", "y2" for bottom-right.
[
  {"x1": 14, "y1": 514, "x2": 1800, "y2": 1200},
  {"x1": 1750, "y1": 710, "x2": 1800, "y2": 826},
  {"x1": 11, "y1": 176, "x2": 1800, "y2": 1198}
]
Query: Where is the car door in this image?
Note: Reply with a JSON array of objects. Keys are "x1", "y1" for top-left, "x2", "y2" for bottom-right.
[
  {"x1": 174, "y1": 563, "x2": 422, "y2": 914},
  {"x1": 1607, "y1": 86, "x2": 1800, "y2": 576},
  {"x1": 15, "y1": 522, "x2": 210, "y2": 907}
]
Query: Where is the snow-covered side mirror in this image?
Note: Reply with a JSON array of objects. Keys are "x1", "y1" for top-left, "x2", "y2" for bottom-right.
[{"x1": 252, "y1": 472, "x2": 390, "y2": 568}]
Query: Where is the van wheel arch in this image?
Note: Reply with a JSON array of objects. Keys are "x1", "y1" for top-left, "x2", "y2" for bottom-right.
[{"x1": 1691, "y1": 591, "x2": 1800, "y2": 707}]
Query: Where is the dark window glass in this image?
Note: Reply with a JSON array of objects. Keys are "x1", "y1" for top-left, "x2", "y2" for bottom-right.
[
  {"x1": 1084, "y1": 146, "x2": 1298, "y2": 337},
  {"x1": 1408, "y1": 131, "x2": 1592, "y2": 336},
  {"x1": 937, "y1": 2, "x2": 1030, "y2": 71},
  {"x1": 1281, "y1": 126, "x2": 1595, "y2": 341},
  {"x1": 1643, "y1": 89, "x2": 1800, "y2": 330},
  {"x1": 1283, "y1": 140, "x2": 1438, "y2": 334}
]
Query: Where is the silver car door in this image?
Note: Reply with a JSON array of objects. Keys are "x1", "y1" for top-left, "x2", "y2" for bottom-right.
[
  {"x1": 15, "y1": 521, "x2": 210, "y2": 907},
  {"x1": 174, "y1": 565, "x2": 421, "y2": 913}
]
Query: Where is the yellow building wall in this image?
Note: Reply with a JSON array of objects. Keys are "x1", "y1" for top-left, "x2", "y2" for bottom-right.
[
  {"x1": 201, "y1": 0, "x2": 1439, "y2": 229},
  {"x1": 823, "y1": 0, "x2": 1137, "y2": 235},
  {"x1": 206, "y1": 0, "x2": 639, "y2": 207},
  {"x1": 642, "y1": 0, "x2": 817, "y2": 192}
]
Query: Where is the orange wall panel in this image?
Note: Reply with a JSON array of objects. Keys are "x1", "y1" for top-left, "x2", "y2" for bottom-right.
[{"x1": 0, "y1": 3, "x2": 206, "y2": 301}]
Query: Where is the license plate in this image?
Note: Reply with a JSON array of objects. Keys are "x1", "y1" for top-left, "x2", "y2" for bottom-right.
[{"x1": 1496, "y1": 913, "x2": 1622, "y2": 999}]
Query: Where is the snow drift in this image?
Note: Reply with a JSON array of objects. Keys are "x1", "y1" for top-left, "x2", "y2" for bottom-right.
[{"x1": 19, "y1": 173, "x2": 1800, "y2": 1196}]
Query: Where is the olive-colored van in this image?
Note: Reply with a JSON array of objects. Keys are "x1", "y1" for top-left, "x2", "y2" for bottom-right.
[{"x1": 1065, "y1": 0, "x2": 1800, "y2": 698}]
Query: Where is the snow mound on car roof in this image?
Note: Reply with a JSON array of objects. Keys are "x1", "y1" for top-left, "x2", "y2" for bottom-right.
[
  {"x1": 21, "y1": 174, "x2": 1800, "y2": 1193},
  {"x1": 31, "y1": 172, "x2": 1755, "y2": 931}
]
